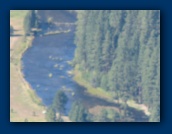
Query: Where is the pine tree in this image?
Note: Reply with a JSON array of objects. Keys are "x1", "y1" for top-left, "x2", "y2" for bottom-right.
[
  {"x1": 23, "y1": 10, "x2": 37, "y2": 35},
  {"x1": 74, "y1": 10, "x2": 160, "y2": 122},
  {"x1": 45, "y1": 107, "x2": 56, "y2": 122},
  {"x1": 69, "y1": 101, "x2": 89, "y2": 122},
  {"x1": 96, "y1": 109, "x2": 109, "y2": 122},
  {"x1": 52, "y1": 90, "x2": 68, "y2": 114}
]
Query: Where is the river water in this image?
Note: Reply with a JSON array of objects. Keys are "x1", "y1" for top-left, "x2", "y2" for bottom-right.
[{"x1": 22, "y1": 10, "x2": 148, "y2": 121}]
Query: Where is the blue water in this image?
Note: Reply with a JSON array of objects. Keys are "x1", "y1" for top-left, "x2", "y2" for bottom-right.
[{"x1": 21, "y1": 10, "x2": 148, "y2": 121}]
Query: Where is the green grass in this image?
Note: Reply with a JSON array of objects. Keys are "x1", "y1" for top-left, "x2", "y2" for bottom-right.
[
  {"x1": 10, "y1": 10, "x2": 28, "y2": 19},
  {"x1": 73, "y1": 65, "x2": 150, "y2": 116},
  {"x1": 127, "y1": 100, "x2": 142, "y2": 110},
  {"x1": 44, "y1": 30, "x2": 71, "y2": 36},
  {"x1": 11, "y1": 37, "x2": 32, "y2": 64},
  {"x1": 28, "y1": 89, "x2": 43, "y2": 106},
  {"x1": 127, "y1": 100, "x2": 150, "y2": 116},
  {"x1": 73, "y1": 65, "x2": 113, "y2": 101}
]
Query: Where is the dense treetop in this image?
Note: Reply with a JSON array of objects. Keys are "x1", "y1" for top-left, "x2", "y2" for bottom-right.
[{"x1": 74, "y1": 10, "x2": 160, "y2": 122}]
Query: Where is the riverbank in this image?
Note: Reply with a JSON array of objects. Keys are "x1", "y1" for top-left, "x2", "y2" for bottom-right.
[
  {"x1": 73, "y1": 65, "x2": 114, "y2": 101},
  {"x1": 10, "y1": 10, "x2": 46, "y2": 122},
  {"x1": 15, "y1": 10, "x2": 149, "y2": 122},
  {"x1": 73, "y1": 65, "x2": 150, "y2": 116}
]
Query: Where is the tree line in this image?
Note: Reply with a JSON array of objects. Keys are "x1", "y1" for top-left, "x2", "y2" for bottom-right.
[
  {"x1": 45, "y1": 90, "x2": 91, "y2": 122},
  {"x1": 45, "y1": 90, "x2": 148, "y2": 122},
  {"x1": 73, "y1": 10, "x2": 160, "y2": 122},
  {"x1": 23, "y1": 10, "x2": 38, "y2": 35}
]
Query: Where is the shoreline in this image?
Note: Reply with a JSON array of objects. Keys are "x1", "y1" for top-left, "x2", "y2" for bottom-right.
[
  {"x1": 73, "y1": 65, "x2": 150, "y2": 116},
  {"x1": 11, "y1": 10, "x2": 150, "y2": 122},
  {"x1": 10, "y1": 35, "x2": 46, "y2": 122},
  {"x1": 19, "y1": 27, "x2": 149, "y2": 122},
  {"x1": 21, "y1": 36, "x2": 45, "y2": 107},
  {"x1": 10, "y1": 10, "x2": 46, "y2": 122}
]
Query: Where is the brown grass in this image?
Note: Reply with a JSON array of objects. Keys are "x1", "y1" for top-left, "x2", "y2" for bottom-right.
[{"x1": 10, "y1": 10, "x2": 46, "y2": 122}]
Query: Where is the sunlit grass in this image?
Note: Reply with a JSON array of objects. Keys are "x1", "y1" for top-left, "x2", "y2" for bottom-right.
[
  {"x1": 73, "y1": 65, "x2": 113, "y2": 101},
  {"x1": 127, "y1": 100, "x2": 150, "y2": 116},
  {"x1": 73, "y1": 65, "x2": 150, "y2": 116},
  {"x1": 10, "y1": 10, "x2": 28, "y2": 19}
]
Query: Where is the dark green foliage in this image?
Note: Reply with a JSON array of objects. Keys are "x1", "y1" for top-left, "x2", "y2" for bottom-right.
[
  {"x1": 96, "y1": 109, "x2": 110, "y2": 122},
  {"x1": 69, "y1": 101, "x2": 89, "y2": 122},
  {"x1": 52, "y1": 90, "x2": 68, "y2": 114},
  {"x1": 107, "y1": 109, "x2": 120, "y2": 122},
  {"x1": 56, "y1": 114, "x2": 64, "y2": 122},
  {"x1": 23, "y1": 11, "x2": 32, "y2": 35},
  {"x1": 45, "y1": 106, "x2": 56, "y2": 122},
  {"x1": 74, "y1": 10, "x2": 160, "y2": 122},
  {"x1": 23, "y1": 10, "x2": 37, "y2": 35},
  {"x1": 95, "y1": 109, "x2": 121, "y2": 122},
  {"x1": 30, "y1": 10, "x2": 37, "y2": 28},
  {"x1": 149, "y1": 103, "x2": 160, "y2": 122}
]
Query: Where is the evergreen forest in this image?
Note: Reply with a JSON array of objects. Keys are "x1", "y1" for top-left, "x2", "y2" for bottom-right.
[
  {"x1": 74, "y1": 10, "x2": 160, "y2": 122},
  {"x1": 16, "y1": 10, "x2": 160, "y2": 122}
]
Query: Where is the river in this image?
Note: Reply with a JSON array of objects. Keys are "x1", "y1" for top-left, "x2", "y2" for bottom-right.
[{"x1": 22, "y1": 10, "x2": 148, "y2": 121}]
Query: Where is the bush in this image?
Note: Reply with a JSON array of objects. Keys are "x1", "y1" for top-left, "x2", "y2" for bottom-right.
[
  {"x1": 23, "y1": 10, "x2": 37, "y2": 35},
  {"x1": 52, "y1": 90, "x2": 68, "y2": 114},
  {"x1": 45, "y1": 107, "x2": 56, "y2": 122},
  {"x1": 69, "y1": 101, "x2": 89, "y2": 122}
]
